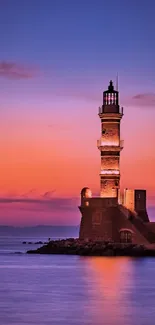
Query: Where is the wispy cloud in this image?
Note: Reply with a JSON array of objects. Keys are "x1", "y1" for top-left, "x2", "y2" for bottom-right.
[
  {"x1": 20, "y1": 189, "x2": 37, "y2": 198},
  {"x1": 132, "y1": 93, "x2": 155, "y2": 108},
  {"x1": 0, "y1": 61, "x2": 38, "y2": 79},
  {"x1": 42, "y1": 190, "x2": 56, "y2": 199},
  {"x1": 0, "y1": 192, "x2": 79, "y2": 212}
]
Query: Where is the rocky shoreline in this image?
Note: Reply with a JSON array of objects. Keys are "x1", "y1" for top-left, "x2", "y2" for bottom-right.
[
  {"x1": 27, "y1": 238, "x2": 155, "y2": 257},
  {"x1": 23, "y1": 241, "x2": 48, "y2": 245}
]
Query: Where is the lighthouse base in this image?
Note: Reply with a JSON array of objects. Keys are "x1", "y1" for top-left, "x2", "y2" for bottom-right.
[{"x1": 79, "y1": 197, "x2": 155, "y2": 245}]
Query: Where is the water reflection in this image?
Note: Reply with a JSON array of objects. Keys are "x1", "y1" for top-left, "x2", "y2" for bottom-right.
[
  {"x1": 0, "y1": 253, "x2": 155, "y2": 325},
  {"x1": 82, "y1": 257, "x2": 134, "y2": 325}
]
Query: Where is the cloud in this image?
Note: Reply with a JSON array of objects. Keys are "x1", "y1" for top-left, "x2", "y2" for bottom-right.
[
  {"x1": 0, "y1": 61, "x2": 38, "y2": 79},
  {"x1": 132, "y1": 93, "x2": 155, "y2": 107},
  {"x1": 20, "y1": 189, "x2": 37, "y2": 198},
  {"x1": 42, "y1": 190, "x2": 56, "y2": 199},
  {"x1": 0, "y1": 193, "x2": 79, "y2": 212}
]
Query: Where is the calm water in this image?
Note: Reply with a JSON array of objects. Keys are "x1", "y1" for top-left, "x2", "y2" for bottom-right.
[{"x1": 0, "y1": 234, "x2": 155, "y2": 325}]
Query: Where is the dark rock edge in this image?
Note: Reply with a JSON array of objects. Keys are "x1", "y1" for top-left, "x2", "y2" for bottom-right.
[{"x1": 27, "y1": 238, "x2": 155, "y2": 257}]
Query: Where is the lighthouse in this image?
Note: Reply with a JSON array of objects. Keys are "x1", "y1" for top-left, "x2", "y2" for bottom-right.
[
  {"x1": 97, "y1": 80, "x2": 123, "y2": 198},
  {"x1": 78, "y1": 80, "x2": 154, "y2": 244}
]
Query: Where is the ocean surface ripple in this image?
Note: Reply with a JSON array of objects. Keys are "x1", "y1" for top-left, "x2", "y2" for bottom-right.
[{"x1": 0, "y1": 235, "x2": 155, "y2": 325}]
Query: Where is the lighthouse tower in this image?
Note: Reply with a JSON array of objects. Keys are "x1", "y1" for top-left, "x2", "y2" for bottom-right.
[
  {"x1": 97, "y1": 80, "x2": 123, "y2": 199},
  {"x1": 79, "y1": 79, "x2": 154, "y2": 244}
]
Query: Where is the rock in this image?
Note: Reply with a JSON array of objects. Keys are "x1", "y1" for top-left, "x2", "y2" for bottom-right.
[
  {"x1": 22, "y1": 241, "x2": 46, "y2": 245},
  {"x1": 26, "y1": 238, "x2": 155, "y2": 257},
  {"x1": 34, "y1": 241, "x2": 43, "y2": 244}
]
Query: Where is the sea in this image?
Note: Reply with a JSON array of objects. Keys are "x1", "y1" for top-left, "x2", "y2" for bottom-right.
[{"x1": 0, "y1": 226, "x2": 155, "y2": 325}]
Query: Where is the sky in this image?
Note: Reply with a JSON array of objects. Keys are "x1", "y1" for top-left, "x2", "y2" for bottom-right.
[{"x1": 0, "y1": 0, "x2": 155, "y2": 225}]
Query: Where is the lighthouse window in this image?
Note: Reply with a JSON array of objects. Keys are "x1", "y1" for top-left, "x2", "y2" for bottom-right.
[
  {"x1": 108, "y1": 93, "x2": 111, "y2": 105},
  {"x1": 120, "y1": 230, "x2": 132, "y2": 243},
  {"x1": 115, "y1": 93, "x2": 117, "y2": 104},
  {"x1": 101, "y1": 151, "x2": 120, "y2": 156},
  {"x1": 111, "y1": 93, "x2": 114, "y2": 104},
  {"x1": 105, "y1": 93, "x2": 108, "y2": 105},
  {"x1": 102, "y1": 119, "x2": 120, "y2": 122}
]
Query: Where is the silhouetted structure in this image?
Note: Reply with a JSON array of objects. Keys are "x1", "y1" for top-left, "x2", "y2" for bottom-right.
[{"x1": 79, "y1": 81, "x2": 155, "y2": 244}]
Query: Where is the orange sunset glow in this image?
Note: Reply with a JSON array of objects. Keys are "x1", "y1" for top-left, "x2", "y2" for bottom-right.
[{"x1": 0, "y1": 96, "x2": 155, "y2": 225}]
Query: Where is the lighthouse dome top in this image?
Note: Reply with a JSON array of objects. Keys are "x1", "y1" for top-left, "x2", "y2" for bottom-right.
[
  {"x1": 108, "y1": 80, "x2": 114, "y2": 92},
  {"x1": 104, "y1": 80, "x2": 117, "y2": 94}
]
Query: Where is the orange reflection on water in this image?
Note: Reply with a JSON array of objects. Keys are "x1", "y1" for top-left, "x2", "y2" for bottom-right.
[{"x1": 82, "y1": 257, "x2": 134, "y2": 325}]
